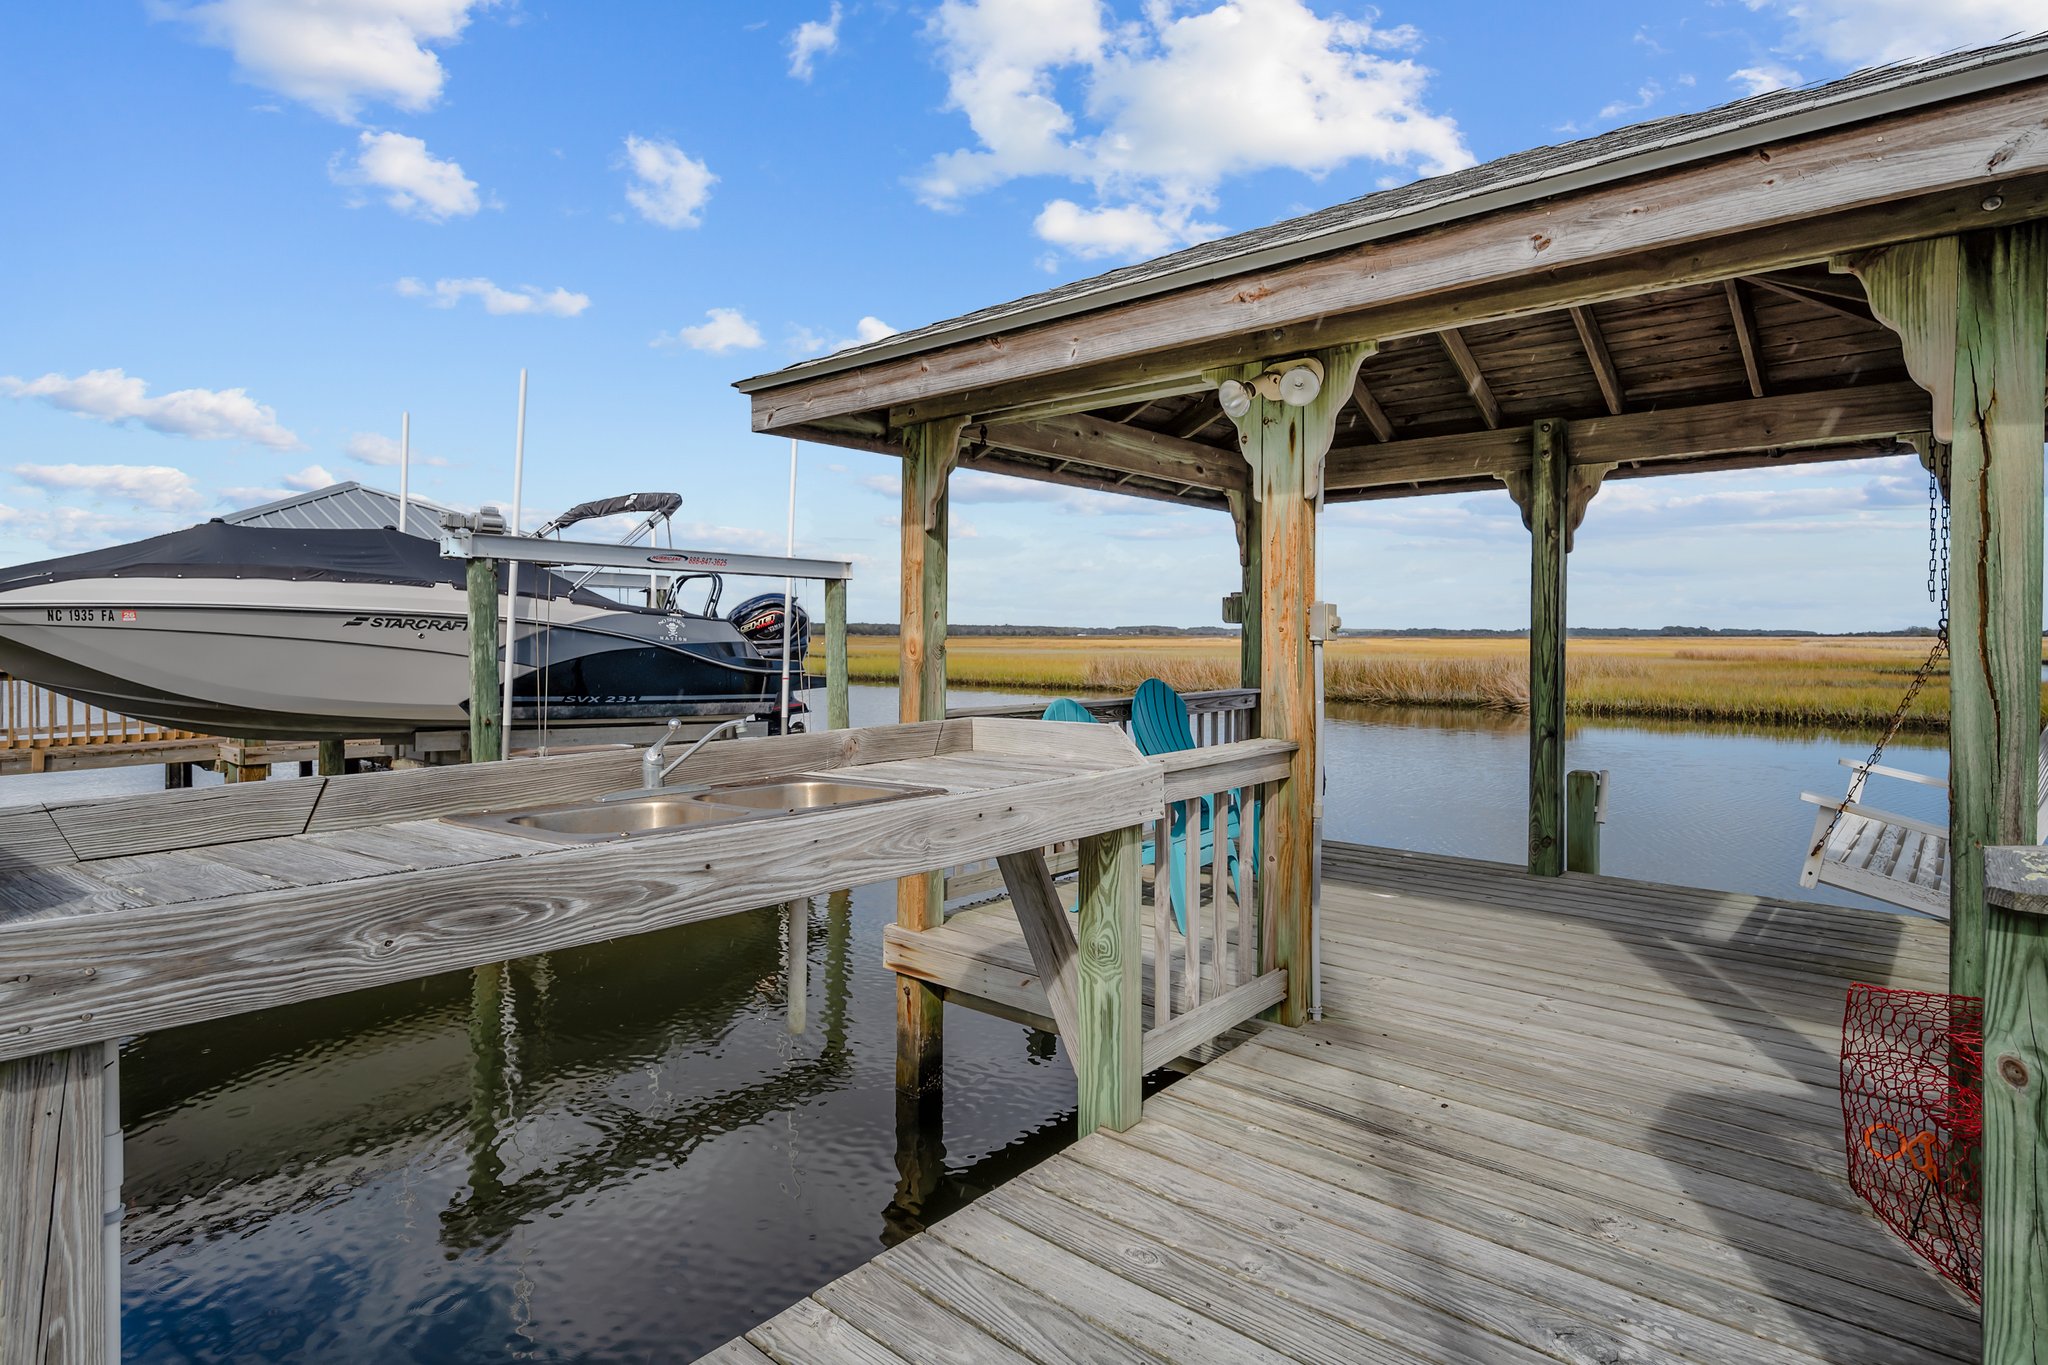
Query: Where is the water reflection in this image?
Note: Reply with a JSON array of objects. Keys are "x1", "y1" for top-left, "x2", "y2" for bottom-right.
[{"x1": 123, "y1": 884, "x2": 1082, "y2": 1364}]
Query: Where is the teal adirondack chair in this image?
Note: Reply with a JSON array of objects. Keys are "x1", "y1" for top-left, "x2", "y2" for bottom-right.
[
  {"x1": 1130, "y1": 679, "x2": 1248, "y2": 932},
  {"x1": 1043, "y1": 695, "x2": 1205, "y2": 929}
]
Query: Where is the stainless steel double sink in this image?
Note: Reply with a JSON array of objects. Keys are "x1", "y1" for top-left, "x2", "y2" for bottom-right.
[{"x1": 447, "y1": 775, "x2": 943, "y2": 845}]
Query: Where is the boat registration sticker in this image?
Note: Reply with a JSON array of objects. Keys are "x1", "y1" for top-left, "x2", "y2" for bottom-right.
[{"x1": 120, "y1": 609, "x2": 138, "y2": 622}]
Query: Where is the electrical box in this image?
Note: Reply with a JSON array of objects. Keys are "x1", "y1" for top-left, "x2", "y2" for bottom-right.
[{"x1": 1309, "y1": 601, "x2": 1342, "y2": 641}]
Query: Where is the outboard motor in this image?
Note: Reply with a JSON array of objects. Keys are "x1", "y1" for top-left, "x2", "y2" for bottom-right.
[{"x1": 728, "y1": 592, "x2": 811, "y2": 665}]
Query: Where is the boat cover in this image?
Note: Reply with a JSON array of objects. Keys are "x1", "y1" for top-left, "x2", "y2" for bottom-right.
[{"x1": 0, "y1": 521, "x2": 597, "y2": 602}]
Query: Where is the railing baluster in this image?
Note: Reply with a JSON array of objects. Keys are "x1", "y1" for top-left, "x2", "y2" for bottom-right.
[
  {"x1": 1182, "y1": 798, "x2": 1201, "y2": 1012},
  {"x1": 1236, "y1": 784, "x2": 1255, "y2": 982},
  {"x1": 1153, "y1": 814, "x2": 1172, "y2": 1027},
  {"x1": 1209, "y1": 790, "x2": 1225, "y2": 998}
]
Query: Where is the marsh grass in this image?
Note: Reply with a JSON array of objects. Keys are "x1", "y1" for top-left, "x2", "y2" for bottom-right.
[{"x1": 826, "y1": 633, "x2": 2048, "y2": 730}]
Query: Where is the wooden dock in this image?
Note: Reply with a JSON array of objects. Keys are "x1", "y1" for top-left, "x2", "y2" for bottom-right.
[{"x1": 706, "y1": 844, "x2": 1976, "y2": 1365}]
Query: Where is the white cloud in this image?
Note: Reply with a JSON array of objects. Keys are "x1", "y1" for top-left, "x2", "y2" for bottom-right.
[
  {"x1": 10, "y1": 463, "x2": 207, "y2": 511},
  {"x1": 1746, "y1": 0, "x2": 2043, "y2": 68},
  {"x1": 282, "y1": 463, "x2": 338, "y2": 490},
  {"x1": 1033, "y1": 199, "x2": 1218, "y2": 258},
  {"x1": 332, "y1": 130, "x2": 481, "y2": 220},
  {"x1": 396, "y1": 276, "x2": 590, "y2": 316},
  {"x1": 920, "y1": 0, "x2": 1472, "y2": 260},
  {"x1": 790, "y1": 315, "x2": 899, "y2": 356},
  {"x1": 653, "y1": 308, "x2": 765, "y2": 353},
  {"x1": 1598, "y1": 80, "x2": 1669, "y2": 121},
  {"x1": 344, "y1": 431, "x2": 450, "y2": 467},
  {"x1": 165, "y1": 0, "x2": 493, "y2": 122},
  {"x1": 1730, "y1": 62, "x2": 1804, "y2": 95},
  {"x1": 0, "y1": 503, "x2": 192, "y2": 552},
  {"x1": 621, "y1": 135, "x2": 715, "y2": 228},
  {"x1": 216, "y1": 485, "x2": 291, "y2": 506},
  {"x1": 789, "y1": 3, "x2": 843, "y2": 80},
  {"x1": 345, "y1": 432, "x2": 400, "y2": 465},
  {"x1": 1, "y1": 368, "x2": 302, "y2": 449}
]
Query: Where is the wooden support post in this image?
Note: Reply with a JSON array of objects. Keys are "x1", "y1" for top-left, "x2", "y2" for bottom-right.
[
  {"x1": 1565, "y1": 769, "x2": 1604, "y2": 875},
  {"x1": 316, "y1": 738, "x2": 346, "y2": 777},
  {"x1": 1947, "y1": 227, "x2": 2047, "y2": 1000},
  {"x1": 466, "y1": 558, "x2": 503, "y2": 764},
  {"x1": 1214, "y1": 344, "x2": 1372, "y2": 1025},
  {"x1": 785, "y1": 900, "x2": 808, "y2": 1036},
  {"x1": 894, "y1": 418, "x2": 962, "y2": 1095},
  {"x1": 1527, "y1": 419, "x2": 1569, "y2": 877},
  {"x1": 162, "y1": 762, "x2": 191, "y2": 790},
  {"x1": 1, "y1": 1044, "x2": 114, "y2": 1365},
  {"x1": 1980, "y1": 846, "x2": 2048, "y2": 1365},
  {"x1": 1844, "y1": 226, "x2": 2046, "y2": 995},
  {"x1": 823, "y1": 577, "x2": 849, "y2": 731},
  {"x1": 1076, "y1": 825, "x2": 1142, "y2": 1134}
]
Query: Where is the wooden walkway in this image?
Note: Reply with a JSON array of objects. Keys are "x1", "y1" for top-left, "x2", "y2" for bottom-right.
[{"x1": 706, "y1": 843, "x2": 1977, "y2": 1365}]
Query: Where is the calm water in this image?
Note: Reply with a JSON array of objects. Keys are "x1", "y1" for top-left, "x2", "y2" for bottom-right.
[{"x1": 37, "y1": 684, "x2": 1945, "y2": 1361}]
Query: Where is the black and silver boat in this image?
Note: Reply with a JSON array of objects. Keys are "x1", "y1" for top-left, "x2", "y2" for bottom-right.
[{"x1": 0, "y1": 494, "x2": 811, "y2": 742}]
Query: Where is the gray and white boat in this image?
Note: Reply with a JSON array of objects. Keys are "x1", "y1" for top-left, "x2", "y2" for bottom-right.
[{"x1": 0, "y1": 493, "x2": 809, "y2": 742}]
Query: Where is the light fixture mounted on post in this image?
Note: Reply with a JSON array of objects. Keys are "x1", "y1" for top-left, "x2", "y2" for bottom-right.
[
  {"x1": 1217, "y1": 377, "x2": 1253, "y2": 419},
  {"x1": 1217, "y1": 358, "x2": 1326, "y2": 417}
]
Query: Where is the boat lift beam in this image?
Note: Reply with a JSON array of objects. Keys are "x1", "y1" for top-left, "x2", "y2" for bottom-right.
[{"x1": 438, "y1": 528, "x2": 850, "y2": 583}]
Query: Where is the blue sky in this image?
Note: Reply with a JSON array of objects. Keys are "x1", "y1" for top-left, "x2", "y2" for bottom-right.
[{"x1": 0, "y1": 1, "x2": 2038, "y2": 631}]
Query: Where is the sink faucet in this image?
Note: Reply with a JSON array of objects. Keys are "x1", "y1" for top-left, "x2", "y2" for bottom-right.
[{"x1": 641, "y1": 716, "x2": 753, "y2": 791}]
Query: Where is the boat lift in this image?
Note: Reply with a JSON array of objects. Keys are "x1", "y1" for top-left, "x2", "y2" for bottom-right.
[{"x1": 438, "y1": 510, "x2": 853, "y2": 761}]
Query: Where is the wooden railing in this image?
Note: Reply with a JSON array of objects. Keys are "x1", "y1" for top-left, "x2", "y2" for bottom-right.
[
  {"x1": 942, "y1": 688, "x2": 1258, "y2": 905},
  {"x1": 1140, "y1": 741, "x2": 1292, "y2": 1069},
  {"x1": 0, "y1": 673, "x2": 198, "y2": 753},
  {"x1": 946, "y1": 687, "x2": 1258, "y2": 746},
  {"x1": 935, "y1": 685, "x2": 1293, "y2": 1081}
]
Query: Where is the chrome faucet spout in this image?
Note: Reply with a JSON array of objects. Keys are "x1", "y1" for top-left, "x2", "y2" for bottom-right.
[{"x1": 641, "y1": 716, "x2": 752, "y2": 790}]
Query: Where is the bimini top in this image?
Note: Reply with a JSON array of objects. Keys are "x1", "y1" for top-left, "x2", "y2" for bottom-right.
[
  {"x1": 0, "y1": 521, "x2": 598, "y2": 603},
  {"x1": 539, "y1": 492, "x2": 683, "y2": 535},
  {"x1": 734, "y1": 31, "x2": 2048, "y2": 396}
]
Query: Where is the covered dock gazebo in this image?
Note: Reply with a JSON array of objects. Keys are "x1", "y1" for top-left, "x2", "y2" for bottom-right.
[{"x1": 733, "y1": 35, "x2": 2048, "y2": 1363}]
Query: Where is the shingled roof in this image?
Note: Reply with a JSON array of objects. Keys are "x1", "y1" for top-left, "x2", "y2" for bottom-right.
[{"x1": 737, "y1": 31, "x2": 2048, "y2": 395}]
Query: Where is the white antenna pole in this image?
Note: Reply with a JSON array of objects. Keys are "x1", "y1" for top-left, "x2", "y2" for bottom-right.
[
  {"x1": 397, "y1": 411, "x2": 411, "y2": 533},
  {"x1": 500, "y1": 370, "x2": 527, "y2": 759},
  {"x1": 779, "y1": 437, "x2": 798, "y2": 731}
]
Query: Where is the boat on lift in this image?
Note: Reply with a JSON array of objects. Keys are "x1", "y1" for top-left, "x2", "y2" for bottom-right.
[{"x1": 0, "y1": 492, "x2": 812, "y2": 742}]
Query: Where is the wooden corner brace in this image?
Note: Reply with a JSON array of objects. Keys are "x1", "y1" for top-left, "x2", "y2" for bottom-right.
[{"x1": 1209, "y1": 342, "x2": 1376, "y2": 502}]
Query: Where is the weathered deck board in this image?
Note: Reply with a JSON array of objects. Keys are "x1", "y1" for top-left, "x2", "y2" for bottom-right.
[{"x1": 713, "y1": 844, "x2": 1974, "y2": 1364}]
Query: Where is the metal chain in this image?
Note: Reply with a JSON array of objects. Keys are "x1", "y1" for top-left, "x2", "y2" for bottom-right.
[{"x1": 1809, "y1": 447, "x2": 1950, "y2": 859}]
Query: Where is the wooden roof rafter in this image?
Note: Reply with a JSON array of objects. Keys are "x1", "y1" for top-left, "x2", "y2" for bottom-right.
[
  {"x1": 1348, "y1": 376, "x2": 1396, "y2": 441},
  {"x1": 1436, "y1": 328, "x2": 1504, "y2": 429},
  {"x1": 1724, "y1": 279, "x2": 1768, "y2": 397},
  {"x1": 1567, "y1": 306, "x2": 1626, "y2": 414}
]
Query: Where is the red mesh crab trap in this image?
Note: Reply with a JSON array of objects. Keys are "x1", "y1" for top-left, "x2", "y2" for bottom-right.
[{"x1": 1839, "y1": 983, "x2": 1983, "y2": 1301}]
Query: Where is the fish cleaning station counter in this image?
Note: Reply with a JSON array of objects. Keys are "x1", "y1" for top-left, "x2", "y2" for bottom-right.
[{"x1": 0, "y1": 717, "x2": 1298, "y2": 1361}]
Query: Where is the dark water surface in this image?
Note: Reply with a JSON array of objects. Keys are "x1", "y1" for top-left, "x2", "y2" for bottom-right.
[{"x1": 93, "y1": 684, "x2": 1946, "y2": 1361}]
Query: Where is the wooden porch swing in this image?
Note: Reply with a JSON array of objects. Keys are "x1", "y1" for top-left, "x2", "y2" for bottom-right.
[{"x1": 1797, "y1": 444, "x2": 2046, "y2": 916}]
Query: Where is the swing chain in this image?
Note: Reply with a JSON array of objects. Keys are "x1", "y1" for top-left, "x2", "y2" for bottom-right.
[{"x1": 1810, "y1": 447, "x2": 1950, "y2": 860}]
